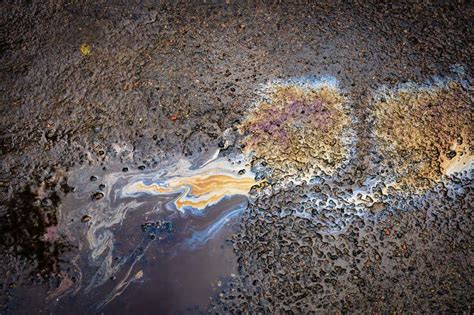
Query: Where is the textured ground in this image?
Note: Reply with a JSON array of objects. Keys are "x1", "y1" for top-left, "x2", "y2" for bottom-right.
[{"x1": 1, "y1": 1, "x2": 473, "y2": 313}]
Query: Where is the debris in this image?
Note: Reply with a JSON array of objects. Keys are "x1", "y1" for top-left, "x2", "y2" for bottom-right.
[{"x1": 80, "y1": 44, "x2": 91, "y2": 56}]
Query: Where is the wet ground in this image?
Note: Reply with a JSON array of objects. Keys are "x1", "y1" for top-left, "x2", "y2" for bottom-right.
[{"x1": 1, "y1": 1, "x2": 473, "y2": 314}]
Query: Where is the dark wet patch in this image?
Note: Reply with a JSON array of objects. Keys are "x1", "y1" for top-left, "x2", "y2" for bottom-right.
[
  {"x1": 0, "y1": 186, "x2": 71, "y2": 276},
  {"x1": 10, "y1": 157, "x2": 256, "y2": 313}
]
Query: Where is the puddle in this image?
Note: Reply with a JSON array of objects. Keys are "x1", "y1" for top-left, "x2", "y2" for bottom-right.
[
  {"x1": 3, "y1": 74, "x2": 472, "y2": 314},
  {"x1": 33, "y1": 151, "x2": 257, "y2": 313}
]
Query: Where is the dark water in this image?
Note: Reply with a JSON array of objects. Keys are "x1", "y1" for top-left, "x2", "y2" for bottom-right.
[
  {"x1": 103, "y1": 201, "x2": 240, "y2": 314},
  {"x1": 55, "y1": 197, "x2": 242, "y2": 314},
  {"x1": 14, "y1": 153, "x2": 256, "y2": 314}
]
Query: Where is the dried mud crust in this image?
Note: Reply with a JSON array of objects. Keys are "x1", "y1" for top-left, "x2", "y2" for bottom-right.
[{"x1": 0, "y1": 0, "x2": 473, "y2": 313}]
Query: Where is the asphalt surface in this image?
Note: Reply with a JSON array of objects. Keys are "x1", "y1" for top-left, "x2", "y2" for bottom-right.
[{"x1": 0, "y1": 1, "x2": 473, "y2": 313}]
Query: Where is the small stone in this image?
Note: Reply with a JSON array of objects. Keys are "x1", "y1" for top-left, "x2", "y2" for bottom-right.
[
  {"x1": 92, "y1": 192, "x2": 104, "y2": 200},
  {"x1": 446, "y1": 150, "x2": 456, "y2": 159},
  {"x1": 81, "y1": 215, "x2": 92, "y2": 223}
]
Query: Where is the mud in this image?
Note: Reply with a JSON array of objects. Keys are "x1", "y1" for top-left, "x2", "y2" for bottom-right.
[{"x1": 1, "y1": 1, "x2": 473, "y2": 314}]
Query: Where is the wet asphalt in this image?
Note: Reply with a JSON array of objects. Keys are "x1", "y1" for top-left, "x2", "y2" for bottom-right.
[{"x1": 0, "y1": 1, "x2": 473, "y2": 313}]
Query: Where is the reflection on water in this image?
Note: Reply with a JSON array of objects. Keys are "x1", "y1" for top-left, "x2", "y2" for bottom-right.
[{"x1": 51, "y1": 151, "x2": 257, "y2": 312}]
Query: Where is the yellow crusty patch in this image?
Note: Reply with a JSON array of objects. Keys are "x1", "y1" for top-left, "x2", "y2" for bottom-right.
[{"x1": 80, "y1": 43, "x2": 91, "y2": 56}]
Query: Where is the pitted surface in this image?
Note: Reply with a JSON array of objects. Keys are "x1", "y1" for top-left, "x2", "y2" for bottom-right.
[{"x1": 0, "y1": 1, "x2": 472, "y2": 313}]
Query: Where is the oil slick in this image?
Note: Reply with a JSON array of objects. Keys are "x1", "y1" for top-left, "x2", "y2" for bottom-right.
[
  {"x1": 237, "y1": 74, "x2": 472, "y2": 236},
  {"x1": 122, "y1": 171, "x2": 257, "y2": 212},
  {"x1": 239, "y1": 76, "x2": 355, "y2": 180},
  {"x1": 371, "y1": 77, "x2": 473, "y2": 191},
  {"x1": 56, "y1": 150, "x2": 258, "y2": 311},
  {"x1": 48, "y1": 74, "x2": 472, "y2": 312}
]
